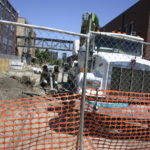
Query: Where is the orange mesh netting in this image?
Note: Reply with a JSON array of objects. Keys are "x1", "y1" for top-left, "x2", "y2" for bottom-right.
[
  {"x1": 1, "y1": 90, "x2": 150, "y2": 149},
  {"x1": 83, "y1": 89, "x2": 150, "y2": 149},
  {"x1": 0, "y1": 93, "x2": 81, "y2": 150}
]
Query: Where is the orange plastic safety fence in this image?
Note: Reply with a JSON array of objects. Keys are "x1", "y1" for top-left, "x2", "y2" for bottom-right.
[
  {"x1": 1, "y1": 90, "x2": 150, "y2": 150},
  {"x1": 83, "y1": 89, "x2": 150, "y2": 149},
  {"x1": 0, "y1": 93, "x2": 81, "y2": 150}
]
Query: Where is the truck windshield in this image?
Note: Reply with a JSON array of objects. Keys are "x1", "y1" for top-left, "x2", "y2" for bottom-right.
[{"x1": 94, "y1": 35, "x2": 142, "y2": 56}]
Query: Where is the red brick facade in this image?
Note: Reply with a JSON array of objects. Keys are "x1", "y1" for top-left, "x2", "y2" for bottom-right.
[{"x1": 102, "y1": 0, "x2": 150, "y2": 59}]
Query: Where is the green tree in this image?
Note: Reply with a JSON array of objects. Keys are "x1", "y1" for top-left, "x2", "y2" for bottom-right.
[
  {"x1": 35, "y1": 48, "x2": 61, "y2": 66},
  {"x1": 35, "y1": 48, "x2": 41, "y2": 64},
  {"x1": 35, "y1": 48, "x2": 51, "y2": 64}
]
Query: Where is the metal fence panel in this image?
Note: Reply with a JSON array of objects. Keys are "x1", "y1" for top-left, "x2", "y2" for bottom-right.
[
  {"x1": 0, "y1": 20, "x2": 150, "y2": 149},
  {"x1": 0, "y1": 20, "x2": 88, "y2": 150}
]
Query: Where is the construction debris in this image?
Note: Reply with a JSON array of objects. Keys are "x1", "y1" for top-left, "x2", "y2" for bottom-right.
[
  {"x1": 0, "y1": 65, "x2": 69, "y2": 100},
  {"x1": 0, "y1": 69, "x2": 45, "y2": 100}
]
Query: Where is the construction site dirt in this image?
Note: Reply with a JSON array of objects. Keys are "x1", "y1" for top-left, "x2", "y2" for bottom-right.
[
  {"x1": 1, "y1": 69, "x2": 150, "y2": 149},
  {"x1": 0, "y1": 68, "x2": 80, "y2": 150},
  {"x1": 0, "y1": 69, "x2": 45, "y2": 100}
]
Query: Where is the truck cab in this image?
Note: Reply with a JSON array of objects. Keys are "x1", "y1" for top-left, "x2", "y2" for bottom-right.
[
  {"x1": 75, "y1": 32, "x2": 150, "y2": 137},
  {"x1": 75, "y1": 32, "x2": 150, "y2": 95}
]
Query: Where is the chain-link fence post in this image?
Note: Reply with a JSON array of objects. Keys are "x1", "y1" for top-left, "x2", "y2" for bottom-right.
[{"x1": 79, "y1": 12, "x2": 92, "y2": 150}]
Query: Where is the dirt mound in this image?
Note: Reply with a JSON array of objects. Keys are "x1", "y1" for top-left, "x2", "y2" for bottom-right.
[
  {"x1": 0, "y1": 75, "x2": 32, "y2": 100},
  {"x1": 11, "y1": 75, "x2": 36, "y2": 87},
  {"x1": 0, "y1": 74, "x2": 44, "y2": 100}
]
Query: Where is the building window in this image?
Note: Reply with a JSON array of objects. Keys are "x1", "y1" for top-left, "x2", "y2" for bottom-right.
[
  {"x1": 129, "y1": 22, "x2": 134, "y2": 35},
  {"x1": 6, "y1": 2, "x2": 11, "y2": 11},
  {"x1": 8, "y1": 45, "x2": 12, "y2": 55},
  {"x1": 2, "y1": 43, "x2": 7, "y2": 54},
  {"x1": 123, "y1": 24, "x2": 128, "y2": 34},
  {"x1": 9, "y1": 31, "x2": 13, "y2": 42},
  {"x1": 3, "y1": 37, "x2": 7, "y2": 44},
  {"x1": 3, "y1": 25, "x2": 8, "y2": 52},
  {"x1": 10, "y1": 25, "x2": 14, "y2": 31},
  {"x1": 3, "y1": 24, "x2": 8, "y2": 38},
  {"x1": 12, "y1": 9, "x2": 16, "y2": 21},
  {"x1": 11, "y1": 15, "x2": 15, "y2": 22},
  {"x1": 5, "y1": 10, "x2": 9, "y2": 20}
]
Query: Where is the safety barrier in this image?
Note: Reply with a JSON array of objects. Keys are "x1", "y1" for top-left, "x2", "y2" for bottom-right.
[
  {"x1": 1, "y1": 20, "x2": 150, "y2": 150},
  {"x1": 1, "y1": 91, "x2": 150, "y2": 149},
  {"x1": 0, "y1": 93, "x2": 81, "y2": 150},
  {"x1": 84, "y1": 89, "x2": 150, "y2": 149}
]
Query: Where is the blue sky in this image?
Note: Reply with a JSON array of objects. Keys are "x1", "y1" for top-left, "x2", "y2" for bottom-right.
[{"x1": 9, "y1": 0, "x2": 139, "y2": 33}]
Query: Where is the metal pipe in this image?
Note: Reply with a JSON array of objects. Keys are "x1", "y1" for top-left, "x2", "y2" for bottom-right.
[
  {"x1": 142, "y1": 41, "x2": 150, "y2": 45},
  {"x1": 0, "y1": 20, "x2": 88, "y2": 38},
  {"x1": 79, "y1": 12, "x2": 92, "y2": 150},
  {"x1": 90, "y1": 31, "x2": 145, "y2": 43},
  {"x1": 90, "y1": 31, "x2": 150, "y2": 46},
  {"x1": 16, "y1": 45, "x2": 73, "y2": 51}
]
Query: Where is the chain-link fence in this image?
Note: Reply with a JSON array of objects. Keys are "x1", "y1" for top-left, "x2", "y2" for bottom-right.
[
  {"x1": 1, "y1": 20, "x2": 150, "y2": 150},
  {"x1": 0, "y1": 54, "x2": 21, "y2": 60},
  {"x1": 89, "y1": 31, "x2": 150, "y2": 94},
  {"x1": 0, "y1": 20, "x2": 88, "y2": 150}
]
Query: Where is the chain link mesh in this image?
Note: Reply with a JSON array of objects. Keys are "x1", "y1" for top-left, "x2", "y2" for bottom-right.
[
  {"x1": 90, "y1": 32, "x2": 150, "y2": 93},
  {"x1": 1, "y1": 21, "x2": 150, "y2": 149}
]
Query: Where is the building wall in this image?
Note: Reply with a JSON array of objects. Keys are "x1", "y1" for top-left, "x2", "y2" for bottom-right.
[
  {"x1": 102, "y1": 0, "x2": 150, "y2": 59},
  {"x1": 145, "y1": 11, "x2": 150, "y2": 59},
  {"x1": 0, "y1": 0, "x2": 18, "y2": 55},
  {"x1": 102, "y1": 0, "x2": 150, "y2": 41},
  {"x1": 16, "y1": 17, "x2": 36, "y2": 57}
]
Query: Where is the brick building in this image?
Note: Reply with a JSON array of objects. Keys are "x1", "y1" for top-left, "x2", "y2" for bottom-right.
[
  {"x1": 102, "y1": 0, "x2": 150, "y2": 59},
  {"x1": 0, "y1": 0, "x2": 18, "y2": 55}
]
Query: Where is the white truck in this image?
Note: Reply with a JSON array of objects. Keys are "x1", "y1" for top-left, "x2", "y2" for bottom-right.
[
  {"x1": 68, "y1": 32, "x2": 150, "y2": 137},
  {"x1": 69, "y1": 32, "x2": 150, "y2": 95}
]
